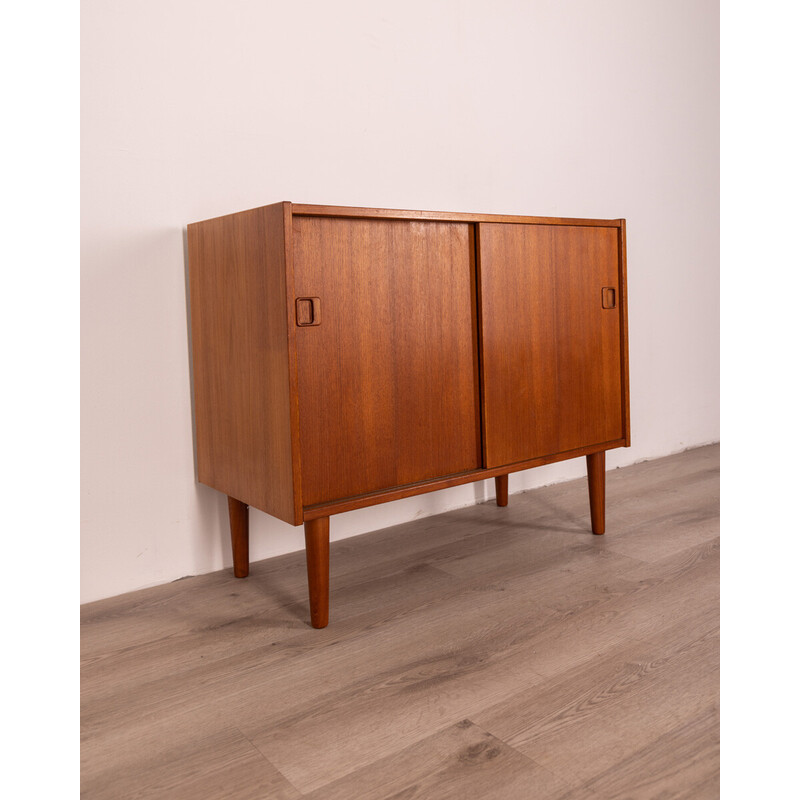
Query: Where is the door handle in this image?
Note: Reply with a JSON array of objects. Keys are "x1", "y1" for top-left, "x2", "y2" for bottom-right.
[
  {"x1": 601, "y1": 287, "x2": 616, "y2": 310},
  {"x1": 296, "y1": 297, "x2": 321, "y2": 326}
]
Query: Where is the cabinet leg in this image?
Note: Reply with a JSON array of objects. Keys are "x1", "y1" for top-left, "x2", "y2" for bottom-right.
[
  {"x1": 586, "y1": 451, "x2": 606, "y2": 535},
  {"x1": 495, "y1": 474, "x2": 509, "y2": 507},
  {"x1": 304, "y1": 517, "x2": 330, "y2": 629},
  {"x1": 227, "y1": 497, "x2": 250, "y2": 577}
]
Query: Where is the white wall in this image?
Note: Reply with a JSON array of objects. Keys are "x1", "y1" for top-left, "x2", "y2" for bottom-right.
[{"x1": 81, "y1": 0, "x2": 719, "y2": 604}]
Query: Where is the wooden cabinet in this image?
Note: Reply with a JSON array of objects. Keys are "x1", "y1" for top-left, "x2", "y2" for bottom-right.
[{"x1": 188, "y1": 203, "x2": 630, "y2": 628}]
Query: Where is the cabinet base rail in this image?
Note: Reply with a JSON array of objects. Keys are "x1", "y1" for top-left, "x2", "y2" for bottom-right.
[{"x1": 227, "y1": 451, "x2": 607, "y2": 628}]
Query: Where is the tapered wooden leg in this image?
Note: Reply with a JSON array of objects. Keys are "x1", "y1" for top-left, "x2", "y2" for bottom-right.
[
  {"x1": 227, "y1": 496, "x2": 250, "y2": 578},
  {"x1": 586, "y1": 451, "x2": 606, "y2": 535},
  {"x1": 495, "y1": 474, "x2": 509, "y2": 507},
  {"x1": 304, "y1": 517, "x2": 330, "y2": 629}
]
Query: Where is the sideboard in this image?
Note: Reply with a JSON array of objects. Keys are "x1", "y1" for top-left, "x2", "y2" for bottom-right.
[{"x1": 187, "y1": 202, "x2": 630, "y2": 628}]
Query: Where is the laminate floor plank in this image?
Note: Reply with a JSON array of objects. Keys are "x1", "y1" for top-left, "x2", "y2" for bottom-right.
[
  {"x1": 89, "y1": 546, "x2": 710, "y2": 790},
  {"x1": 81, "y1": 445, "x2": 719, "y2": 799},
  {"x1": 80, "y1": 562, "x2": 458, "y2": 711},
  {"x1": 475, "y1": 537, "x2": 718, "y2": 684},
  {"x1": 80, "y1": 501, "x2": 517, "y2": 660},
  {"x1": 81, "y1": 726, "x2": 302, "y2": 800},
  {"x1": 196, "y1": 573, "x2": 567, "y2": 792},
  {"x1": 552, "y1": 708, "x2": 720, "y2": 800},
  {"x1": 81, "y1": 566, "x2": 549, "y2": 738},
  {"x1": 82, "y1": 555, "x2": 643, "y2": 793},
  {"x1": 207, "y1": 558, "x2": 658, "y2": 791},
  {"x1": 82, "y1": 534, "x2": 646, "y2": 743},
  {"x1": 302, "y1": 719, "x2": 579, "y2": 800},
  {"x1": 472, "y1": 621, "x2": 719, "y2": 791}
]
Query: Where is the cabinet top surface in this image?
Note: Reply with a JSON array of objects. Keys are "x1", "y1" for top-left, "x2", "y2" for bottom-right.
[{"x1": 189, "y1": 202, "x2": 624, "y2": 228}]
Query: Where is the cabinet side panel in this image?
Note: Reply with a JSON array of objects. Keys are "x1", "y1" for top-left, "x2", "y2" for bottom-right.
[{"x1": 187, "y1": 205, "x2": 298, "y2": 523}]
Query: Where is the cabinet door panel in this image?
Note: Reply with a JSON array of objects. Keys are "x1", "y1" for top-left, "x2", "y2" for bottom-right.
[
  {"x1": 478, "y1": 223, "x2": 623, "y2": 467},
  {"x1": 293, "y1": 217, "x2": 481, "y2": 506}
]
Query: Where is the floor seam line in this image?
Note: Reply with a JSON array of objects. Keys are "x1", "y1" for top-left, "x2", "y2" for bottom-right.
[{"x1": 235, "y1": 725, "x2": 306, "y2": 797}]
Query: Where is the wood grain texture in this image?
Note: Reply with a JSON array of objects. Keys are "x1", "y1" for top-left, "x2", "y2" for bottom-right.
[
  {"x1": 302, "y1": 719, "x2": 572, "y2": 800},
  {"x1": 564, "y1": 709, "x2": 720, "y2": 800},
  {"x1": 82, "y1": 445, "x2": 717, "y2": 800},
  {"x1": 478, "y1": 223, "x2": 624, "y2": 467},
  {"x1": 304, "y1": 517, "x2": 330, "y2": 628},
  {"x1": 473, "y1": 632, "x2": 718, "y2": 795},
  {"x1": 187, "y1": 203, "x2": 301, "y2": 524},
  {"x1": 586, "y1": 451, "x2": 605, "y2": 535},
  {"x1": 293, "y1": 216, "x2": 481, "y2": 505},
  {"x1": 227, "y1": 496, "x2": 249, "y2": 578},
  {"x1": 495, "y1": 474, "x2": 508, "y2": 507},
  {"x1": 80, "y1": 726, "x2": 302, "y2": 800}
]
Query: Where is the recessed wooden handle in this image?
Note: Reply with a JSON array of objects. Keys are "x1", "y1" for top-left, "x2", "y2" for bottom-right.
[
  {"x1": 601, "y1": 287, "x2": 616, "y2": 309},
  {"x1": 296, "y1": 297, "x2": 321, "y2": 326}
]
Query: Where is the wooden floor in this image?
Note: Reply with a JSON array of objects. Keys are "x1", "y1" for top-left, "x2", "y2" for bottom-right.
[{"x1": 81, "y1": 445, "x2": 720, "y2": 799}]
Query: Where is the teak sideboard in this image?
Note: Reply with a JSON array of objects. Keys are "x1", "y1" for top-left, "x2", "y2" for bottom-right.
[{"x1": 187, "y1": 202, "x2": 630, "y2": 628}]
